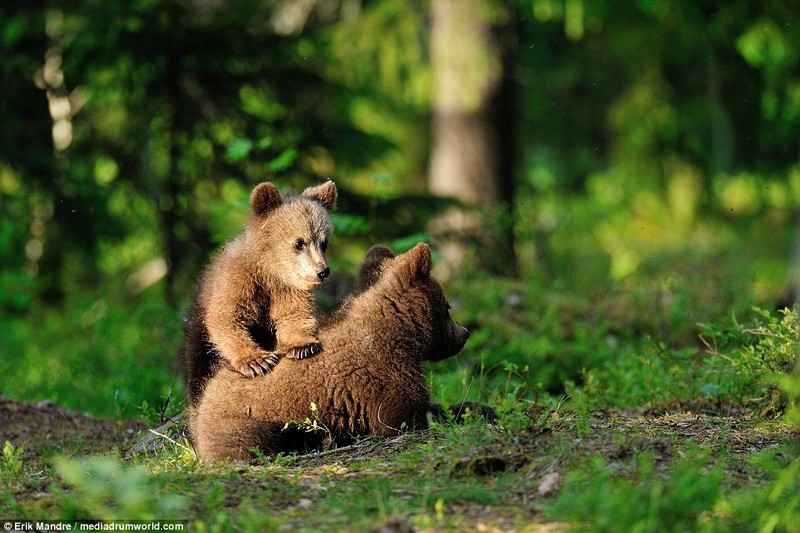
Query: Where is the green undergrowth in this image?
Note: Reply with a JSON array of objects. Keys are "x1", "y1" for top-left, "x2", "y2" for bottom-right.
[
  {"x1": 0, "y1": 291, "x2": 185, "y2": 419},
  {"x1": 549, "y1": 447, "x2": 800, "y2": 532},
  {"x1": 2, "y1": 401, "x2": 797, "y2": 531},
  {"x1": 432, "y1": 272, "x2": 797, "y2": 417}
]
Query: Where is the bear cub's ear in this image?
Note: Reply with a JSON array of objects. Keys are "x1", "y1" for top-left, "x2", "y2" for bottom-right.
[
  {"x1": 302, "y1": 180, "x2": 337, "y2": 212},
  {"x1": 398, "y1": 243, "x2": 432, "y2": 281},
  {"x1": 355, "y1": 245, "x2": 396, "y2": 292},
  {"x1": 250, "y1": 182, "x2": 283, "y2": 217}
]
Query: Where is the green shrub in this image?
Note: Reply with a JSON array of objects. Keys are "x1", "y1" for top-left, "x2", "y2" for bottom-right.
[{"x1": 698, "y1": 307, "x2": 799, "y2": 408}]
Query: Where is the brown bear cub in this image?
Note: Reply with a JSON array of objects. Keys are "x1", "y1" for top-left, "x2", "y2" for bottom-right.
[
  {"x1": 188, "y1": 243, "x2": 473, "y2": 461},
  {"x1": 183, "y1": 180, "x2": 337, "y2": 407}
]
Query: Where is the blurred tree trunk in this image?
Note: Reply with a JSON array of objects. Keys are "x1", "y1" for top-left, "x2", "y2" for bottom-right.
[
  {"x1": 162, "y1": 3, "x2": 184, "y2": 309},
  {"x1": 789, "y1": 152, "x2": 800, "y2": 308},
  {"x1": 428, "y1": 0, "x2": 518, "y2": 280}
]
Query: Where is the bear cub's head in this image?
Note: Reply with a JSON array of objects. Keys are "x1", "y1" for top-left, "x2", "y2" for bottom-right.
[
  {"x1": 247, "y1": 180, "x2": 337, "y2": 290},
  {"x1": 359, "y1": 243, "x2": 470, "y2": 362}
]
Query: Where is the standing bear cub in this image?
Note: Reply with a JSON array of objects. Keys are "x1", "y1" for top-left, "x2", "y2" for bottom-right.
[{"x1": 183, "y1": 180, "x2": 337, "y2": 406}]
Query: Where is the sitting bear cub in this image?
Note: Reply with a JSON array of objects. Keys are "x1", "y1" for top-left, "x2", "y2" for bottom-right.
[
  {"x1": 188, "y1": 243, "x2": 472, "y2": 461},
  {"x1": 183, "y1": 180, "x2": 337, "y2": 407}
]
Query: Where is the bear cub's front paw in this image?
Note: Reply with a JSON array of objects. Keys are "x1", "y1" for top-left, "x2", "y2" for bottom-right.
[
  {"x1": 287, "y1": 342, "x2": 322, "y2": 360},
  {"x1": 233, "y1": 352, "x2": 281, "y2": 378}
]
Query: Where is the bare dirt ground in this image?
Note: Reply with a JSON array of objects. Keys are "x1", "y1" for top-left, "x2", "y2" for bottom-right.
[{"x1": 0, "y1": 397, "x2": 146, "y2": 459}]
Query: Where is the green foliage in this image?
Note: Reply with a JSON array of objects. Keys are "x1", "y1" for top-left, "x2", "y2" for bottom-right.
[
  {"x1": 0, "y1": 441, "x2": 25, "y2": 483},
  {"x1": 224, "y1": 137, "x2": 256, "y2": 162},
  {"x1": 708, "y1": 453, "x2": 800, "y2": 533},
  {"x1": 749, "y1": 458, "x2": 800, "y2": 532},
  {"x1": 430, "y1": 269, "x2": 800, "y2": 421},
  {"x1": 1, "y1": 292, "x2": 183, "y2": 418},
  {"x1": 332, "y1": 212, "x2": 372, "y2": 237},
  {"x1": 54, "y1": 456, "x2": 185, "y2": 519},
  {"x1": 137, "y1": 389, "x2": 182, "y2": 427},
  {"x1": 431, "y1": 273, "x2": 644, "y2": 410},
  {"x1": 548, "y1": 451, "x2": 725, "y2": 532},
  {"x1": 225, "y1": 136, "x2": 300, "y2": 172},
  {"x1": 780, "y1": 369, "x2": 800, "y2": 428},
  {"x1": 699, "y1": 308, "x2": 799, "y2": 406},
  {"x1": 3, "y1": 0, "x2": 800, "y2": 312}
]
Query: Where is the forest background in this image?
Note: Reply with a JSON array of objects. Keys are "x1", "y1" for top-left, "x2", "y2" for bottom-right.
[{"x1": 1, "y1": 0, "x2": 800, "y2": 529}]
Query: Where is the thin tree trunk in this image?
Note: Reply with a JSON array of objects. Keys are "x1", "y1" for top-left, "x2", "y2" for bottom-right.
[
  {"x1": 428, "y1": 0, "x2": 517, "y2": 280},
  {"x1": 162, "y1": 4, "x2": 184, "y2": 309},
  {"x1": 790, "y1": 138, "x2": 800, "y2": 308}
]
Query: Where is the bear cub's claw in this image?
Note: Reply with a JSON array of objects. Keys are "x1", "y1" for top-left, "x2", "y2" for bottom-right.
[
  {"x1": 235, "y1": 353, "x2": 281, "y2": 378},
  {"x1": 287, "y1": 342, "x2": 322, "y2": 360}
]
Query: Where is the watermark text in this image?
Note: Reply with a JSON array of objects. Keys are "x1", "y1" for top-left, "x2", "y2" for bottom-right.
[{"x1": 3, "y1": 521, "x2": 187, "y2": 532}]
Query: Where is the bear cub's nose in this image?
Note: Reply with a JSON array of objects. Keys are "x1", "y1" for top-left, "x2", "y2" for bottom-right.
[{"x1": 317, "y1": 267, "x2": 330, "y2": 280}]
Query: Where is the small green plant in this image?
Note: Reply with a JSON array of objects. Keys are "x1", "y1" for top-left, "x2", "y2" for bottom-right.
[
  {"x1": 280, "y1": 401, "x2": 333, "y2": 453},
  {"x1": 282, "y1": 402, "x2": 331, "y2": 436},
  {"x1": 1, "y1": 440, "x2": 25, "y2": 482},
  {"x1": 137, "y1": 400, "x2": 160, "y2": 426},
  {"x1": 136, "y1": 389, "x2": 182, "y2": 427}
]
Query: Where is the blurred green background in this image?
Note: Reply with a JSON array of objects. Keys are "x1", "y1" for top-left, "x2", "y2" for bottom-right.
[{"x1": 1, "y1": 0, "x2": 798, "y2": 419}]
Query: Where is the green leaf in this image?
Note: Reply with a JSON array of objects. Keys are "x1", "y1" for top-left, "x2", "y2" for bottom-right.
[
  {"x1": 226, "y1": 138, "x2": 254, "y2": 162},
  {"x1": 332, "y1": 213, "x2": 372, "y2": 236},
  {"x1": 736, "y1": 19, "x2": 791, "y2": 71},
  {"x1": 255, "y1": 136, "x2": 273, "y2": 149},
  {"x1": 266, "y1": 148, "x2": 298, "y2": 172},
  {"x1": 2, "y1": 16, "x2": 26, "y2": 47}
]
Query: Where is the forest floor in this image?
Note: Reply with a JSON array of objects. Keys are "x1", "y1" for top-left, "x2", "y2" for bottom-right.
[
  {"x1": 0, "y1": 397, "x2": 146, "y2": 457},
  {"x1": 2, "y1": 396, "x2": 797, "y2": 531}
]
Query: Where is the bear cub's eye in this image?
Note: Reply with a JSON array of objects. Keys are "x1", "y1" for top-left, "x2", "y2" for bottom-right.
[{"x1": 294, "y1": 239, "x2": 305, "y2": 251}]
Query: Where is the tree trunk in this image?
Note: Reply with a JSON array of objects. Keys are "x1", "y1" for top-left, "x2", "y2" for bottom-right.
[
  {"x1": 789, "y1": 142, "x2": 800, "y2": 308},
  {"x1": 428, "y1": 0, "x2": 517, "y2": 280}
]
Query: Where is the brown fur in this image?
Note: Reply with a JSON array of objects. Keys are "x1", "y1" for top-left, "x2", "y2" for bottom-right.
[
  {"x1": 183, "y1": 181, "x2": 337, "y2": 407},
  {"x1": 188, "y1": 243, "x2": 471, "y2": 461}
]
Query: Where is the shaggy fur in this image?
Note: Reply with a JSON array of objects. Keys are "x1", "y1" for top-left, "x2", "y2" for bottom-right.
[
  {"x1": 183, "y1": 181, "x2": 337, "y2": 407},
  {"x1": 188, "y1": 243, "x2": 471, "y2": 461}
]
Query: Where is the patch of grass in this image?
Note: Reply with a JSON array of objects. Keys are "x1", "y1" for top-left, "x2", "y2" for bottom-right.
[
  {"x1": 547, "y1": 449, "x2": 726, "y2": 531},
  {"x1": 1, "y1": 292, "x2": 184, "y2": 419},
  {"x1": 53, "y1": 456, "x2": 186, "y2": 520},
  {"x1": 546, "y1": 445, "x2": 800, "y2": 532},
  {"x1": 726, "y1": 457, "x2": 800, "y2": 531}
]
